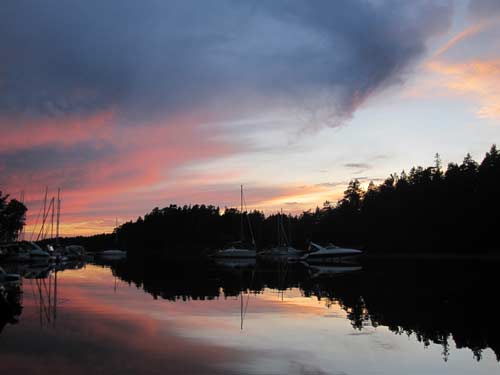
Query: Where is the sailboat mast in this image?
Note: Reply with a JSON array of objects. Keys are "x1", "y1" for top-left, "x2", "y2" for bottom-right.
[
  {"x1": 20, "y1": 190, "x2": 25, "y2": 241},
  {"x1": 240, "y1": 185, "x2": 244, "y2": 242},
  {"x1": 50, "y1": 197, "x2": 55, "y2": 239},
  {"x1": 240, "y1": 291, "x2": 243, "y2": 330},
  {"x1": 42, "y1": 187, "x2": 48, "y2": 224},
  {"x1": 288, "y1": 214, "x2": 292, "y2": 245},
  {"x1": 277, "y1": 211, "x2": 280, "y2": 246},
  {"x1": 115, "y1": 218, "x2": 119, "y2": 244},
  {"x1": 56, "y1": 188, "x2": 61, "y2": 245}
]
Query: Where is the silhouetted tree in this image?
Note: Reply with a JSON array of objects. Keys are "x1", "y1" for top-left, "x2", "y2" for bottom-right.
[{"x1": 0, "y1": 192, "x2": 27, "y2": 242}]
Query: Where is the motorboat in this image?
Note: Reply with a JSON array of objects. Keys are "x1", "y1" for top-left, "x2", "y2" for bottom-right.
[
  {"x1": 29, "y1": 243, "x2": 51, "y2": 259},
  {"x1": 0, "y1": 241, "x2": 50, "y2": 261},
  {"x1": 0, "y1": 267, "x2": 21, "y2": 286},
  {"x1": 301, "y1": 242, "x2": 362, "y2": 263}
]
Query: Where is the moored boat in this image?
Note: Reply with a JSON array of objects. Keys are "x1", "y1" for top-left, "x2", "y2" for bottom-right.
[
  {"x1": 0, "y1": 267, "x2": 21, "y2": 286},
  {"x1": 258, "y1": 211, "x2": 303, "y2": 261},
  {"x1": 213, "y1": 185, "x2": 256, "y2": 259},
  {"x1": 0, "y1": 241, "x2": 50, "y2": 261},
  {"x1": 99, "y1": 249, "x2": 127, "y2": 260},
  {"x1": 301, "y1": 242, "x2": 362, "y2": 263}
]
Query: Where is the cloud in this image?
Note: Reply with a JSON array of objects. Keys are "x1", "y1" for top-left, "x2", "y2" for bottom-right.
[
  {"x1": 468, "y1": 0, "x2": 500, "y2": 21},
  {"x1": 0, "y1": 1, "x2": 457, "y2": 234},
  {"x1": 426, "y1": 59, "x2": 500, "y2": 119},
  {"x1": 432, "y1": 23, "x2": 485, "y2": 58},
  {"x1": 343, "y1": 163, "x2": 372, "y2": 170},
  {"x1": 0, "y1": 0, "x2": 453, "y2": 127}
]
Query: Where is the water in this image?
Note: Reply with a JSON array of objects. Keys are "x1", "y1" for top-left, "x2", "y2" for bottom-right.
[{"x1": 0, "y1": 258, "x2": 498, "y2": 374}]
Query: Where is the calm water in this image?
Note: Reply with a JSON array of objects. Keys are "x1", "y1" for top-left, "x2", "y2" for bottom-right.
[{"x1": 0, "y1": 258, "x2": 498, "y2": 374}]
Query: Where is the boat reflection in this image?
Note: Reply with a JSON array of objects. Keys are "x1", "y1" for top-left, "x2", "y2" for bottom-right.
[{"x1": 304, "y1": 263, "x2": 363, "y2": 278}]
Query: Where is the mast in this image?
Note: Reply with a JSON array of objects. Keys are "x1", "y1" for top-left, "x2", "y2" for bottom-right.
[
  {"x1": 288, "y1": 214, "x2": 292, "y2": 246},
  {"x1": 277, "y1": 211, "x2": 281, "y2": 246},
  {"x1": 115, "y1": 218, "x2": 119, "y2": 245},
  {"x1": 56, "y1": 188, "x2": 61, "y2": 245},
  {"x1": 240, "y1": 185, "x2": 244, "y2": 242},
  {"x1": 42, "y1": 187, "x2": 48, "y2": 225},
  {"x1": 39, "y1": 187, "x2": 48, "y2": 240},
  {"x1": 19, "y1": 190, "x2": 25, "y2": 241},
  {"x1": 240, "y1": 291, "x2": 243, "y2": 330},
  {"x1": 280, "y1": 208, "x2": 288, "y2": 246},
  {"x1": 50, "y1": 196, "x2": 55, "y2": 239}
]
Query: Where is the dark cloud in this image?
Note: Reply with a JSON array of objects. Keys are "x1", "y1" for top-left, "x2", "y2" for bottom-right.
[
  {"x1": 0, "y1": 143, "x2": 111, "y2": 172},
  {"x1": 0, "y1": 142, "x2": 114, "y2": 189},
  {"x1": 315, "y1": 181, "x2": 346, "y2": 188},
  {"x1": 343, "y1": 163, "x2": 372, "y2": 170},
  {"x1": 315, "y1": 176, "x2": 384, "y2": 188},
  {"x1": 0, "y1": 0, "x2": 453, "y2": 127}
]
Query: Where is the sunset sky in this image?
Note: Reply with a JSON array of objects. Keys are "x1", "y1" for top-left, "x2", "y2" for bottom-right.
[{"x1": 1, "y1": 0, "x2": 499, "y2": 236}]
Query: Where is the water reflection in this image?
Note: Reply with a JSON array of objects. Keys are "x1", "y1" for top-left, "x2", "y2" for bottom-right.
[
  {"x1": 111, "y1": 257, "x2": 500, "y2": 362},
  {"x1": 0, "y1": 257, "x2": 498, "y2": 374}
]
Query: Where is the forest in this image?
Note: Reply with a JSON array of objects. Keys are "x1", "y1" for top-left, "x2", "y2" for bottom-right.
[{"x1": 57, "y1": 144, "x2": 500, "y2": 256}]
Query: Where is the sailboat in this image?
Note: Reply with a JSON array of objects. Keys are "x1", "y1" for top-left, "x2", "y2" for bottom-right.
[
  {"x1": 100, "y1": 219, "x2": 127, "y2": 260},
  {"x1": 213, "y1": 186, "x2": 256, "y2": 259},
  {"x1": 258, "y1": 210, "x2": 303, "y2": 261}
]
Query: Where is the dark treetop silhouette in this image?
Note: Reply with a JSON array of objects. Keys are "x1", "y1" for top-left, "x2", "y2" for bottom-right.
[{"x1": 57, "y1": 145, "x2": 500, "y2": 256}]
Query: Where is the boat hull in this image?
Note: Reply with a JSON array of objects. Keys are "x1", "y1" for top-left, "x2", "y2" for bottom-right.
[
  {"x1": 258, "y1": 247, "x2": 304, "y2": 261},
  {"x1": 302, "y1": 243, "x2": 363, "y2": 263},
  {"x1": 213, "y1": 248, "x2": 256, "y2": 258}
]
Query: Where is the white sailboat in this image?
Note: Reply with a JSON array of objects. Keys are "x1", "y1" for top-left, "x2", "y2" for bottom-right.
[
  {"x1": 100, "y1": 219, "x2": 127, "y2": 260},
  {"x1": 258, "y1": 210, "x2": 302, "y2": 261},
  {"x1": 213, "y1": 186, "x2": 256, "y2": 259}
]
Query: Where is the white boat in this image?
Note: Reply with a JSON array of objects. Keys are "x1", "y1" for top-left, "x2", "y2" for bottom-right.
[
  {"x1": 28, "y1": 242, "x2": 51, "y2": 259},
  {"x1": 0, "y1": 241, "x2": 50, "y2": 261},
  {"x1": 213, "y1": 185, "x2": 256, "y2": 259},
  {"x1": 258, "y1": 211, "x2": 303, "y2": 261},
  {"x1": 99, "y1": 249, "x2": 127, "y2": 260},
  {"x1": 0, "y1": 267, "x2": 21, "y2": 286},
  {"x1": 214, "y1": 246, "x2": 256, "y2": 258},
  {"x1": 301, "y1": 242, "x2": 362, "y2": 262}
]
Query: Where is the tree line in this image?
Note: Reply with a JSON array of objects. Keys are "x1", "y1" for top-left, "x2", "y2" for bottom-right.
[{"x1": 55, "y1": 145, "x2": 500, "y2": 255}]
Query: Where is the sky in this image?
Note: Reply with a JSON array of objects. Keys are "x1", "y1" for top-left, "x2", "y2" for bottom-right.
[{"x1": 1, "y1": 0, "x2": 499, "y2": 236}]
